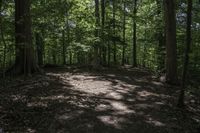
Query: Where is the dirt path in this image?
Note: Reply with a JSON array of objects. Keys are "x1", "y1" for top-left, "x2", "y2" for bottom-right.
[{"x1": 0, "y1": 67, "x2": 199, "y2": 133}]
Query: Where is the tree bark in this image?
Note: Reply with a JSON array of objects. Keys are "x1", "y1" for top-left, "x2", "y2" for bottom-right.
[
  {"x1": 178, "y1": 0, "x2": 192, "y2": 108},
  {"x1": 132, "y1": 0, "x2": 137, "y2": 67},
  {"x1": 112, "y1": 0, "x2": 117, "y2": 65},
  {"x1": 0, "y1": 0, "x2": 7, "y2": 78},
  {"x1": 101, "y1": 0, "x2": 106, "y2": 66},
  {"x1": 93, "y1": 0, "x2": 101, "y2": 67},
  {"x1": 35, "y1": 32, "x2": 44, "y2": 66},
  {"x1": 62, "y1": 30, "x2": 66, "y2": 65},
  {"x1": 164, "y1": 0, "x2": 178, "y2": 84},
  {"x1": 122, "y1": 0, "x2": 126, "y2": 66},
  {"x1": 8, "y1": 0, "x2": 39, "y2": 75}
]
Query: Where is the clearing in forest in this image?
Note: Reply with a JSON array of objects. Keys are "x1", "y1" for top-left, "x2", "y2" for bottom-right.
[{"x1": 0, "y1": 67, "x2": 199, "y2": 133}]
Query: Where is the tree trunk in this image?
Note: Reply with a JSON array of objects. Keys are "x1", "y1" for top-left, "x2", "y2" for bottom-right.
[
  {"x1": 178, "y1": 0, "x2": 192, "y2": 108},
  {"x1": 132, "y1": 0, "x2": 137, "y2": 67},
  {"x1": 62, "y1": 30, "x2": 66, "y2": 65},
  {"x1": 35, "y1": 33, "x2": 44, "y2": 67},
  {"x1": 0, "y1": 0, "x2": 7, "y2": 78},
  {"x1": 93, "y1": 0, "x2": 100, "y2": 67},
  {"x1": 101, "y1": 0, "x2": 106, "y2": 66},
  {"x1": 122, "y1": 0, "x2": 126, "y2": 66},
  {"x1": 66, "y1": 11, "x2": 70, "y2": 65},
  {"x1": 9, "y1": 0, "x2": 39, "y2": 75},
  {"x1": 112, "y1": 0, "x2": 117, "y2": 65},
  {"x1": 164, "y1": 0, "x2": 178, "y2": 84},
  {"x1": 69, "y1": 51, "x2": 72, "y2": 65}
]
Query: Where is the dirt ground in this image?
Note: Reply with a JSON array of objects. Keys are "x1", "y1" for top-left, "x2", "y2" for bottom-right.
[{"x1": 0, "y1": 67, "x2": 200, "y2": 133}]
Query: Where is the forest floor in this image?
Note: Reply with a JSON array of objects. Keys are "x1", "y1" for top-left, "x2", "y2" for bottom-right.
[{"x1": 0, "y1": 66, "x2": 200, "y2": 133}]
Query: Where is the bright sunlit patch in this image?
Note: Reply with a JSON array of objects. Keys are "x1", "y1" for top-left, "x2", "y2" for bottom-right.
[
  {"x1": 26, "y1": 128, "x2": 36, "y2": 133},
  {"x1": 109, "y1": 101, "x2": 136, "y2": 114},
  {"x1": 95, "y1": 104, "x2": 111, "y2": 112},
  {"x1": 68, "y1": 75, "x2": 112, "y2": 95},
  {"x1": 105, "y1": 92, "x2": 123, "y2": 100},
  {"x1": 97, "y1": 115, "x2": 125, "y2": 129},
  {"x1": 152, "y1": 81, "x2": 163, "y2": 86},
  {"x1": 137, "y1": 90, "x2": 159, "y2": 97},
  {"x1": 145, "y1": 117, "x2": 166, "y2": 127}
]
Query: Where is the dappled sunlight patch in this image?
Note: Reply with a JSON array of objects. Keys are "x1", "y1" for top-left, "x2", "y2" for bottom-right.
[
  {"x1": 127, "y1": 98, "x2": 136, "y2": 102},
  {"x1": 27, "y1": 101, "x2": 48, "y2": 108},
  {"x1": 151, "y1": 81, "x2": 163, "y2": 86},
  {"x1": 95, "y1": 104, "x2": 111, "y2": 112},
  {"x1": 57, "y1": 110, "x2": 84, "y2": 122},
  {"x1": 97, "y1": 115, "x2": 126, "y2": 129},
  {"x1": 159, "y1": 94, "x2": 172, "y2": 99},
  {"x1": 68, "y1": 75, "x2": 112, "y2": 95},
  {"x1": 119, "y1": 84, "x2": 137, "y2": 90},
  {"x1": 40, "y1": 95, "x2": 70, "y2": 101},
  {"x1": 46, "y1": 73, "x2": 62, "y2": 77},
  {"x1": 145, "y1": 116, "x2": 166, "y2": 127},
  {"x1": 115, "y1": 89, "x2": 129, "y2": 94},
  {"x1": 135, "y1": 78, "x2": 149, "y2": 83},
  {"x1": 137, "y1": 90, "x2": 159, "y2": 97},
  {"x1": 104, "y1": 92, "x2": 124, "y2": 100},
  {"x1": 105, "y1": 74, "x2": 116, "y2": 77},
  {"x1": 154, "y1": 102, "x2": 165, "y2": 105},
  {"x1": 69, "y1": 100, "x2": 91, "y2": 108},
  {"x1": 109, "y1": 101, "x2": 136, "y2": 114},
  {"x1": 26, "y1": 128, "x2": 36, "y2": 133},
  {"x1": 113, "y1": 83, "x2": 137, "y2": 92},
  {"x1": 11, "y1": 94, "x2": 27, "y2": 102}
]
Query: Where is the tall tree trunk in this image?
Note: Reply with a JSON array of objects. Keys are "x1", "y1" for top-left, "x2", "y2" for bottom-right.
[
  {"x1": 0, "y1": 0, "x2": 7, "y2": 78},
  {"x1": 9, "y1": 0, "x2": 39, "y2": 75},
  {"x1": 35, "y1": 33, "x2": 44, "y2": 66},
  {"x1": 132, "y1": 0, "x2": 137, "y2": 67},
  {"x1": 122, "y1": 0, "x2": 126, "y2": 66},
  {"x1": 178, "y1": 0, "x2": 192, "y2": 108},
  {"x1": 66, "y1": 11, "x2": 70, "y2": 65},
  {"x1": 69, "y1": 51, "x2": 72, "y2": 65},
  {"x1": 108, "y1": 41, "x2": 111, "y2": 67},
  {"x1": 62, "y1": 30, "x2": 66, "y2": 65},
  {"x1": 164, "y1": 0, "x2": 178, "y2": 84},
  {"x1": 93, "y1": 0, "x2": 100, "y2": 67},
  {"x1": 112, "y1": 0, "x2": 117, "y2": 65},
  {"x1": 101, "y1": 0, "x2": 106, "y2": 66},
  {"x1": 142, "y1": 28, "x2": 147, "y2": 67}
]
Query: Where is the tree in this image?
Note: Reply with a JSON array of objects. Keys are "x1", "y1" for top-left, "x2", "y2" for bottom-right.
[
  {"x1": 132, "y1": 0, "x2": 137, "y2": 67},
  {"x1": 8, "y1": 0, "x2": 39, "y2": 75},
  {"x1": 93, "y1": 0, "x2": 101, "y2": 67},
  {"x1": 0, "y1": 0, "x2": 7, "y2": 77},
  {"x1": 62, "y1": 30, "x2": 66, "y2": 65},
  {"x1": 164, "y1": 0, "x2": 178, "y2": 84},
  {"x1": 112, "y1": 0, "x2": 117, "y2": 65},
  {"x1": 35, "y1": 32, "x2": 44, "y2": 66},
  {"x1": 122, "y1": 0, "x2": 126, "y2": 66},
  {"x1": 178, "y1": 0, "x2": 193, "y2": 108},
  {"x1": 101, "y1": 0, "x2": 106, "y2": 66}
]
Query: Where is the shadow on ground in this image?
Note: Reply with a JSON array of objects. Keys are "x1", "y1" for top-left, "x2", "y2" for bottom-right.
[{"x1": 0, "y1": 67, "x2": 199, "y2": 133}]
